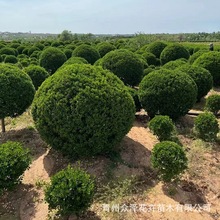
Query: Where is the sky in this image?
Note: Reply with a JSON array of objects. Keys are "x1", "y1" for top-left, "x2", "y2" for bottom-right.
[{"x1": 0, "y1": 0, "x2": 220, "y2": 34}]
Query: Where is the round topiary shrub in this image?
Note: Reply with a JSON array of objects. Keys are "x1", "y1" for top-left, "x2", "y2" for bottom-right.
[
  {"x1": 193, "y1": 51, "x2": 220, "y2": 86},
  {"x1": 194, "y1": 112, "x2": 219, "y2": 141},
  {"x1": 160, "y1": 44, "x2": 190, "y2": 65},
  {"x1": 177, "y1": 65, "x2": 213, "y2": 101},
  {"x1": 17, "y1": 45, "x2": 26, "y2": 54},
  {"x1": 32, "y1": 64, "x2": 135, "y2": 157},
  {"x1": 96, "y1": 42, "x2": 116, "y2": 57},
  {"x1": 4, "y1": 55, "x2": 18, "y2": 64},
  {"x1": 0, "y1": 141, "x2": 31, "y2": 194},
  {"x1": 45, "y1": 165, "x2": 94, "y2": 216},
  {"x1": 188, "y1": 50, "x2": 207, "y2": 64},
  {"x1": 151, "y1": 141, "x2": 188, "y2": 182},
  {"x1": 205, "y1": 94, "x2": 220, "y2": 115},
  {"x1": 101, "y1": 49, "x2": 144, "y2": 86},
  {"x1": 72, "y1": 44, "x2": 100, "y2": 64},
  {"x1": 28, "y1": 46, "x2": 40, "y2": 56},
  {"x1": 39, "y1": 47, "x2": 67, "y2": 74},
  {"x1": 0, "y1": 64, "x2": 35, "y2": 132},
  {"x1": 162, "y1": 59, "x2": 187, "y2": 70},
  {"x1": 63, "y1": 49, "x2": 73, "y2": 59},
  {"x1": 139, "y1": 69, "x2": 197, "y2": 119},
  {"x1": 64, "y1": 56, "x2": 88, "y2": 65},
  {"x1": 0, "y1": 47, "x2": 16, "y2": 56},
  {"x1": 146, "y1": 41, "x2": 167, "y2": 58},
  {"x1": 142, "y1": 52, "x2": 157, "y2": 66},
  {"x1": 23, "y1": 65, "x2": 49, "y2": 90},
  {"x1": 148, "y1": 115, "x2": 175, "y2": 141}
]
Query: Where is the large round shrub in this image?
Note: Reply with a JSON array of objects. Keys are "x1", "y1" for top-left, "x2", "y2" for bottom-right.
[
  {"x1": 177, "y1": 65, "x2": 213, "y2": 101},
  {"x1": 193, "y1": 51, "x2": 220, "y2": 86},
  {"x1": 101, "y1": 49, "x2": 144, "y2": 86},
  {"x1": 45, "y1": 166, "x2": 94, "y2": 216},
  {"x1": 142, "y1": 52, "x2": 157, "y2": 66},
  {"x1": 139, "y1": 69, "x2": 197, "y2": 119},
  {"x1": 23, "y1": 65, "x2": 49, "y2": 90},
  {"x1": 151, "y1": 141, "x2": 188, "y2": 182},
  {"x1": 72, "y1": 44, "x2": 100, "y2": 64},
  {"x1": 0, "y1": 47, "x2": 16, "y2": 56},
  {"x1": 188, "y1": 50, "x2": 207, "y2": 64},
  {"x1": 205, "y1": 94, "x2": 220, "y2": 115},
  {"x1": 160, "y1": 44, "x2": 190, "y2": 65},
  {"x1": 32, "y1": 64, "x2": 135, "y2": 157},
  {"x1": 0, "y1": 141, "x2": 31, "y2": 194},
  {"x1": 148, "y1": 115, "x2": 175, "y2": 141},
  {"x1": 96, "y1": 42, "x2": 116, "y2": 57},
  {"x1": 194, "y1": 112, "x2": 219, "y2": 141},
  {"x1": 146, "y1": 41, "x2": 167, "y2": 58},
  {"x1": 4, "y1": 55, "x2": 18, "y2": 64},
  {"x1": 39, "y1": 47, "x2": 67, "y2": 74},
  {"x1": 162, "y1": 59, "x2": 187, "y2": 70},
  {"x1": 0, "y1": 64, "x2": 35, "y2": 131}
]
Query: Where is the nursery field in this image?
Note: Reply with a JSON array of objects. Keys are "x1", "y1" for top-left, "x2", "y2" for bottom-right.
[
  {"x1": 1, "y1": 36, "x2": 220, "y2": 220},
  {"x1": 0, "y1": 90, "x2": 220, "y2": 220}
]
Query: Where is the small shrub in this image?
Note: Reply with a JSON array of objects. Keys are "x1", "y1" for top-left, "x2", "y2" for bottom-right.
[
  {"x1": 45, "y1": 165, "x2": 94, "y2": 216},
  {"x1": 4, "y1": 55, "x2": 18, "y2": 64},
  {"x1": 193, "y1": 51, "x2": 220, "y2": 86},
  {"x1": 160, "y1": 44, "x2": 190, "y2": 65},
  {"x1": 146, "y1": 41, "x2": 167, "y2": 58},
  {"x1": 23, "y1": 65, "x2": 49, "y2": 90},
  {"x1": 96, "y1": 42, "x2": 116, "y2": 57},
  {"x1": 162, "y1": 59, "x2": 187, "y2": 70},
  {"x1": 205, "y1": 94, "x2": 220, "y2": 114},
  {"x1": 139, "y1": 69, "x2": 197, "y2": 119},
  {"x1": 40, "y1": 47, "x2": 67, "y2": 74},
  {"x1": 101, "y1": 49, "x2": 144, "y2": 86},
  {"x1": 0, "y1": 141, "x2": 31, "y2": 194},
  {"x1": 148, "y1": 115, "x2": 175, "y2": 141},
  {"x1": 0, "y1": 47, "x2": 16, "y2": 56},
  {"x1": 142, "y1": 52, "x2": 157, "y2": 66},
  {"x1": 177, "y1": 65, "x2": 213, "y2": 101},
  {"x1": 72, "y1": 44, "x2": 100, "y2": 64},
  {"x1": 151, "y1": 141, "x2": 188, "y2": 182},
  {"x1": 194, "y1": 112, "x2": 219, "y2": 141}
]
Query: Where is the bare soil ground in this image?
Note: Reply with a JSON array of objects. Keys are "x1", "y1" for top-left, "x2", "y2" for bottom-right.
[{"x1": 0, "y1": 90, "x2": 220, "y2": 220}]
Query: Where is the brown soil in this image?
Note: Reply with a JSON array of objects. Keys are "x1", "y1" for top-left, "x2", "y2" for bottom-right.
[{"x1": 0, "y1": 107, "x2": 220, "y2": 219}]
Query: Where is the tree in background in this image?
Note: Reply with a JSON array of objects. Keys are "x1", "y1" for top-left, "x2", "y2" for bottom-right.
[{"x1": 58, "y1": 30, "x2": 73, "y2": 42}]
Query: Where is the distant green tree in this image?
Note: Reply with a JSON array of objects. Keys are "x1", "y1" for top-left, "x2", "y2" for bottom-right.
[{"x1": 58, "y1": 30, "x2": 73, "y2": 42}]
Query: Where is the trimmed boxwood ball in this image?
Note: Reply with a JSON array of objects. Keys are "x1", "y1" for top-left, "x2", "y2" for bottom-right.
[
  {"x1": 160, "y1": 43, "x2": 190, "y2": 65},
  {"x1": 188, "y1": 50, "x2": 207, "y2": 64},
  {"x1": 72, "y1": 44, "x2": 100, "y2": 64},
  {"x1": 64, "y1": 56, "x2": 88, "y2": 65},
  {"x1": 0, "y1": 64, "x2": 35, "y2": 120},
  {"x1": 39, "y1": 47, "x2": 67, "y2": 74},
  {"x1": 32, "y1": 64, "x2": 135, "y2": 157},
  {"x1": 96, "y1": 42, "x2": 116, "y2": 57},
  {"x1": 142, "y1": 52, "x2": 157, "y2": 66},
  {"x1": 193, "y1": 51, "x2": 220, "y2": 86},
  {"x1": 148, "y1": 115, "x2": 175, "y2": 141},
  {"x1": 162, "y1": 59, "x2": 187, "y2": 70},
  {"x1": 0, "y1": 141, "x2": 31, "y2": 194},
  {"x1": 146, "y1": 41, "x2": 167, "y2": 58},
  {"x1": 23, "y1": 65, "x2": 49, "y2": 90},
  {"x1": 205, "y1": 94, "x2": 220, "y2": 115},
  {"x1": 4, "y1": 55, "x2": 18, "y2": 64},
  {"x1": 101, "y1": 49, "x2": 144, "y2": 86},
  {"x1": 45, "y1": 165, "x2": 94, "y2": 216},
  {"x1": 177, "y1": 65, "x2": 213, "y2": 101},
  {"x1": 151, "y1": 141, "x2": 188, "y2": 182},
  {"x1": 0, "y1": 47, "x2": 16, "y2": 56},
  {"x1": 194, "y1": 112, "x2": 219, "y2": 141},
  {"x1": 139, "y1": 69, "x2": 197, "y2": 119}
]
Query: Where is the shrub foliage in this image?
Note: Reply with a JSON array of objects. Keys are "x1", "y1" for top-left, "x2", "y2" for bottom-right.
[{"x1": 205, "y1": 94, "x2": 220, "y2": 115}]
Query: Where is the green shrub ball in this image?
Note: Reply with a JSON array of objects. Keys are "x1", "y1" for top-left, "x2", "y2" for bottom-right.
[
  {"x1": 193, "y1": 51, "x2": 220, "y2": 86},
  {"x1": 0, "y1": 64, "x2": 35, "y2": 119},
  {"x1": 0, "y1": 141, "x2": 31, "y2": 194},
  {"x1": 139, "y1": 69, "x2": 197, "y2": 119},
  {"x1": 45, "y1": 166, "x2": 94, "y2": 215},
  {"x1": 39, "y1": 47, "x2": 67, "y2": 74},
  {"x1": 151, "y1": 141, "x2": 188, "y2": 182},
  {"x1": 32, "y1": 64, "x2": 135, "y2": 157},
  {"x1": 205, "y1": 94, "x2": 220, "y2": 114},
  {"x1": 194, "y1": 112, "x2": 219, "y2": 141},
  {"x1": 101, "y1": 49, "x2": 144, "y2": 86}
]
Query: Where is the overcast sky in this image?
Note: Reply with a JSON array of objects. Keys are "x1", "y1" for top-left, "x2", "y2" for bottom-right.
[{"x1": 0, "y1": 0, "x2": 220, "y2": 34}]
